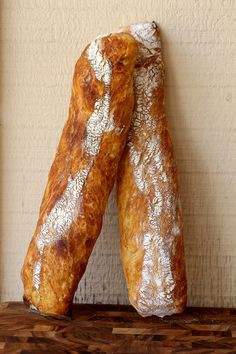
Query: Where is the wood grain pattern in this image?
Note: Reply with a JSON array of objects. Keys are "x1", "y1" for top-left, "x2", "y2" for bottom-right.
[
  {"x1": 1, "y1": 302, "x2": 236, "y2": 353},
  {"x1": 0, "y1": 0, "x2": 236, "y2": 307}
]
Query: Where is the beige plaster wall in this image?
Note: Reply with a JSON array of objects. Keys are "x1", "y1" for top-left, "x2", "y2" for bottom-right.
[{"x1": 1, "y1": 0, "x2": 236, "y2": 307}]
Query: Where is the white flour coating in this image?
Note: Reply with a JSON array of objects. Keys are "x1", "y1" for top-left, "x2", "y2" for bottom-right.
[
  {"x1": 33, "y1": 35, "x2": 117, "y2": 292},
  {"x1": 87, "y1": 39, "x2": 111, "y2": 85},
  {"x1": 29, "y1": 304, "x2": 38, "y2": 311},
  {"x1": 129, "y1": 22, "x2": 181, "y2": 317},
  {"x1": 130, "y1": 21, "x2": 161, "y2": 58},
  {"x1": 84, "y1": 38, "x2": 115, "y2": 156},
  {"x1": 33, "y1": 261, "x2": 42, "y2": 291},
  {"x1": 33, "y1": 164, "x2": 91, "y2": 290}
]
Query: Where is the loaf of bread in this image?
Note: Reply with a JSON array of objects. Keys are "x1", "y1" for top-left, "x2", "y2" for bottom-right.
[
  {"x1": 117, "y1": 22, "x2": 187, "y2": 317},
  {"x1": 21, "y1": 32, "x2": 137, "y2": 317}
]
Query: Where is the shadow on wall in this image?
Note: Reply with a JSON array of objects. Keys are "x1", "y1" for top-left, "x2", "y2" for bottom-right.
[{"x1": 161, "y1": 30, "x2": 219, "y2": 307}]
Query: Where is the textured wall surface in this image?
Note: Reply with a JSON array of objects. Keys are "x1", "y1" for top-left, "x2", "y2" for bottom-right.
[{"x1": 0, "y1": 0, "x2": 236, "y2": 307}]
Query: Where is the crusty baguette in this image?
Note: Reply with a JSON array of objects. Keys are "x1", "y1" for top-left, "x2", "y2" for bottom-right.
[
  {"x1": 21, "y1": 32, "x2": 137, "y2": 317},
  {"x1": 117, "y1": 22, "x2": 187, "y2": 317}
]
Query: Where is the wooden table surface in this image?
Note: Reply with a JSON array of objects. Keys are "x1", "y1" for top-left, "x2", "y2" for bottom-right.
[{"x1": 0, "y1": 302, "x2": 236, "y2": 353}]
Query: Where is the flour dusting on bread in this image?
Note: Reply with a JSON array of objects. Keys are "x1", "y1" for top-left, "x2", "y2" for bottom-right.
[
  {"x1": 125, "y1": 22, "x2": 183, "y2": 317},
  {"x1": 84, "y1": 38, "x2": 115, "y2": 156},
  {"x1": 33, "y1": 164, "x2": 91, "y2": 290},
  {"x1": 32, "y1": 35, "x2": 116, "y2": 291}
]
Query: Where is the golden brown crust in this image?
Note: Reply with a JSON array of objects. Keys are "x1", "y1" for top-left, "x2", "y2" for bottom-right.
[
  {"x1": 21, "y1": 32, "x2": 137, "y2": 317},
  {"x1": 117, "y1": 22, "x2": 187, "y2": 317}
]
